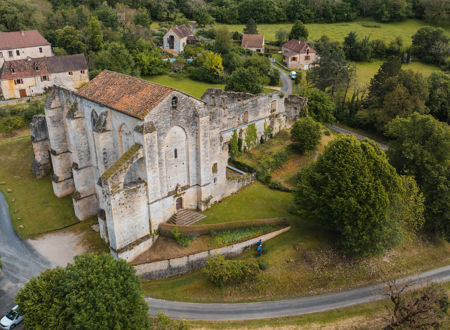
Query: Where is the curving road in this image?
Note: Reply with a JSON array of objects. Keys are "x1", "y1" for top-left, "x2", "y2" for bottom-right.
[
  {"x1": 330, "y1": 125, "x2": 388, "y2": 150},
  {"x1": 0, "y1": 192, "x2": 52, "y2": 315},
  {"x1": 271, "y1": 63, "x2": 292, "y2": 96},
  {"x1": 146, "y1": 265, "x2": 450, "y2": 320}
]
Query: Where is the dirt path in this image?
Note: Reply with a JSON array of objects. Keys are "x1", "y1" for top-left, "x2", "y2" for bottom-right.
[{"x1": 28, "y1": 231, "x2": 87, "y2": 267}]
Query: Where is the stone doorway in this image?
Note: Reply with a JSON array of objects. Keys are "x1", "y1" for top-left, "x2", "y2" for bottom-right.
[
  {"x1": 168, "y1": 35, "x2": 175, "y2": 49},
  {"x1": 176, "y1": 197, "x2": 183, "y2": 210},
  {"x1": 19, "y1": 89, "x2": 27, "y2": 98}
]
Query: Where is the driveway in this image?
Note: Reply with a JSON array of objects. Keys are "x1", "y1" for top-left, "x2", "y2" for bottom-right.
[
  {"x1": 0, "y1": 193, "x2": 52, "y2": 315},
  {"x1": 272, "y1": 63, "x2": 292, "y2": 95},
  {"x1": 146, "y1": 265, "x2": 450, "y2": 320}
]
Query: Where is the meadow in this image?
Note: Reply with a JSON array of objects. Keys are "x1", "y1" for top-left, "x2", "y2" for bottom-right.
[{"x1": 217, "y1": 19, "x2": 450, "y2": 45}]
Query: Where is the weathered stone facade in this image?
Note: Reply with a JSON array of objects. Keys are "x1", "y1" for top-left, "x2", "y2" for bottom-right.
[{"x1": 32, "y1": 70, "x2": 306, "y2": 261}]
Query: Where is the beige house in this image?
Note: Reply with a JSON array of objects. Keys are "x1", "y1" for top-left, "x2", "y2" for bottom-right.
[
  {"x1": 0, "y1": 30, "x2": 52, "y2": 68},
  {"x1": 0, "y1": 54, "x2": 88, "y2": 99},
  {"x1": 241, "y1": 34, "x2": 264, "y2": 53},
  {"x1": 282, "y1": 40, "x2": 317, "y2": 70},
  {"x1": 163, "y1": 25, "x2": 197, "y2": 54}
]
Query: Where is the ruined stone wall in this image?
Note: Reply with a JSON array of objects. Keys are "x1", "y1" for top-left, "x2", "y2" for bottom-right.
[{"x1": 30, "y1": 115, "x2": 51, "y2": 178}]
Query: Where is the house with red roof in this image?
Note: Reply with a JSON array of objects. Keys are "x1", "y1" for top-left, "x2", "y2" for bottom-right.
[
  {"x1": 241, "y1": 34, "x2": 264, "y2": 53},
  {"x1": 282, "y1": 40, "x2": 318, "y2": 70},
  {"x1": 0, "y1": 30, "x2": 53, "y2": 68}
]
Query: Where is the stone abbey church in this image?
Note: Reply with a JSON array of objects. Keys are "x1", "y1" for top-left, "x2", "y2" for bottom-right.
[{"x1": 31, "y1": 70, "x2": 305, "y2": 260}]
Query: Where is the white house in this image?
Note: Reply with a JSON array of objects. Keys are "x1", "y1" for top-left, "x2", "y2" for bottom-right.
[
  {"x1": 0, "y1": 30, "x2": 52, "y2": 68},
  {"x1": 163, "y1": 25, "x2": 196, "y2": 54}
]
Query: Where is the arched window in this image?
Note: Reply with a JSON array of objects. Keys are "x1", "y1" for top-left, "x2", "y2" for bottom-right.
[
  {"x1": 243, "y1": 111, "x2": 249, "y2": 124},
  {"x1": 174, "y1": 148, "x2": 178, "y2": 159},
  {"x1": 91, "y1": 110, "x2": 98, "y2": 129},
  {"x1": 168, "y1": 35, "x2": 175, "y2": 49},
  {"x1": 119, "y1": 124, "x2": 132, "y2": 154},
  {"x1": 171, "y1": 96, "x2": 178, "y2": 109},
  {"x1": 306, "y1": 47, "x2": 310, "y2": 55}
]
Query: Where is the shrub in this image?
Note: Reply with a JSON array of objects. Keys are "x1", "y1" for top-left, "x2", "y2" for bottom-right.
[
  {"x1": 204, "y1": 255, "x2": 259, "y2": 288},
  {"x1": 256, "y1": 148, "x2": 290, "y2": 183},
  {"x1": 268, "y1": 180, "x2": 292, "y2": 192},
  {"x1": 150, "y1": 313, "x2": 188, "y2": 330},
  {"x1": 291, "y1": 117, "x2": 321, "y2": 153},
  {"x1": 257, "y1": 259, "x2": 267, "y2": 271},
  {"x1": 171, "y1": 228, "x2": 195, "y2": 247},
  {"x1": 323, "y1": 129, "x2": 331, "y2": 136},
  {"x1": 208, "y1": 225, "x2": 276, "y2": 247}
]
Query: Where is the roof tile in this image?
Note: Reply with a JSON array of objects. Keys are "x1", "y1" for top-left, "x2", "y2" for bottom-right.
[
  {"x1": 0, "y1": 30, "x2": 50, "y2": 50},
  {"x1": 241, "y1": 34, "x2": 264, "y2": 49},
  {"x1": 282, "y1": 40, "x2": 315, "y2": 54}
]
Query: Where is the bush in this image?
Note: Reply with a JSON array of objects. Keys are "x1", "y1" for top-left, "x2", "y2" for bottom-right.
[
  {"x1": 257, "y1": 259, "x2": 267, "y2": 271},
  {"x1": 150, "y1": 313, "x2": 188, "y2": 330},
  {"x1": 0, "y1": 100, "x2": 44, "y2": 133},
  {"x1": 255, "y1": 148, "x2": 290, "y2": 183},
  {"x1": 268, "y1": 180, "x2": 292, "y2": 192},
  {"x1": 291, "y1": 117, "x2": 322, "y2": 153},
  {"x1": 171, "y1": 228, "x2": 195, "y2": 247},
  {"x1": 204, "y1": 255, "x2": 259, "y2": 288}
]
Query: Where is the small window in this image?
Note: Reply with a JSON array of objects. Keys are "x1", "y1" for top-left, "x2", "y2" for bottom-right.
[
  {"x1": 292, "y1": 57, "x2": 297, "y2": 61},
  {"x1": 271, "y1": 100, "x2": 277, "y2": 111},
  {"x1": 214, "y1": 177, "x2": 217, "y2": 183},
  {"x1": 174, "y1": 149, "x2": 178, "y2": 159},
  {"x1": 8, "y1": 51, "x2": 13, "y2": 57},
  {"x1": 16, "y1": 50, "x2": 20, "y2": 56},
  {"x1": 305, "y1": 55, "x2": 310, "y2": 61},
  {"x1": 33, "y1": 63, "x2": 39, "y2": 70},
  {"x1": 14, "y1": 79, "x2": 23, "y2": 85},
  {"x1": 306, "y1": 47, "x2": 310, "y2": 55},
  {"x1": 39, "y1": 47, "x2": 43, "y2": 53},
  {"x1": 68, "y1": 71, "x2": 73, "y2": 76},
  {"x1": 212, "y1": 163, "x2": 218, "y2": 174},
  {"x1": 80, "y1": 70, "x2": 85, "y2": 74},
  {"x1": 10, "y1": 67, "x2": 15, "y2": 73},
  {"x1": 41, "y1": 75, "x2": 48, "y2": 82},
  {"x1": 171, "y1": 96, "x2": 178, "y2": 109},
  {"x1": 0, "y1": 52, "x2": 3, "y2": 58}
]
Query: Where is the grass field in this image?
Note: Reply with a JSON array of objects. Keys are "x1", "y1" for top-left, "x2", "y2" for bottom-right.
[
  {"x1": 218, "y1": 19, "x2": 449, "y2": 45},
  {"x1": 0, "y1": 133, "x2": 79, "y2": 237},
  {"x1": 353, "y1": 60, "x2": 442, "y2": 88},
  {"x1": 144, "y1": 75, "x2": 277, "y2": 98},
  {"x1": 143, "y1": 181, "x2": 450, "y2": 302}
]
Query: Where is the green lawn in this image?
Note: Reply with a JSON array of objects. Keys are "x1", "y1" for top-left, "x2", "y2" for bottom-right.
[
  {"x1": 143, "y1": 181, "x2": 450, "y2": 302},
  {"x1": 0, "y1": 134, "x2": 79, "y2": 237},
  {"x1": 353, "y1": 60, "x2": 442, "y2": 88},
  {"x1": 144, "y1": 75, "x2": 276, "y2": 98},
  {"x1": 217, "y1": 19, "x2": 449, "y2": 45}
]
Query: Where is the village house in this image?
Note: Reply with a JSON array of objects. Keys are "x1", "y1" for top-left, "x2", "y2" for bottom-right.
[
  {"x1": 282, "y1": 40, "x2": 318, "y2": 70},
  {"x1": 30, "y1": 70, "x2": 306, "y2": 261},
  {"x1": 0, "y1": 54, "x2": 89, "y2": 99},
  {"x1": 241, "y1": 34, "x2": 265, "y2": 53},
  {"x1": 0, "y1": 30, "x2": 52, "y2": 68},
  {"x1": 162, "y1": 25, "x2": 197, "y2": 54}
]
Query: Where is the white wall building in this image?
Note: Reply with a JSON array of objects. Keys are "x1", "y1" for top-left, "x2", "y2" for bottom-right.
[
  {"x1": 0, "y1": 30, "x2": 52, "y2": 68},
  {"x1": 163, "y1": 25, "x2": 196, "y2": 54}
]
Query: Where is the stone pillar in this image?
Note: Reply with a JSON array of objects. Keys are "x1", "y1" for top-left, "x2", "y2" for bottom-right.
[
  {"x1": 30, "y1": 115, "x2": 51, "y2": 178},
  {"x1": 197, "y1": 115, "x2": 211, "y2": 210},
  {"x1": 45, "y1": 92, "x2": 74, "y2": 197}
]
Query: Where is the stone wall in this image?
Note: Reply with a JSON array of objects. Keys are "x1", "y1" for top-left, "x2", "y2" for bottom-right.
[
  {"x1": 133, "y1": 226, "x2": 291, "y2": 280},
  {"x1": 30, "y1": 115, "x2": 51, "y2": 178}
]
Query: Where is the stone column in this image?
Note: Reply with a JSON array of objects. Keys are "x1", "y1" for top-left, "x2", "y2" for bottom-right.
[
  {"x1": 30, "y1": 115, "x2": 51, "y2": 178},
  {"x1": 197, "y1": 115, "x2": 211, "y2": 210}
]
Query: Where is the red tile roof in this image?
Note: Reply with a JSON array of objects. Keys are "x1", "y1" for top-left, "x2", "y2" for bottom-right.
[
  {"x1": 241, "y1": 34, "x2": 264, "y2": 49},
  {"x1": 0, "y1": 54, "x2": 87, "y2": 80},
  {"x1": 76, "y1": 71, "x2": 174, "y2": 120},
  {"x1": 171, "y1": 25, "x2": 193, "y2": 39},
  {"x1": 0, "y1": 30, "x2": 50, "y2": 50},
  {"x1": 282, "y1": 40, "x2": 315, "y2": 54},
  {"x1": 0, "y1": 58, "x2": 48, "y2": 80}
]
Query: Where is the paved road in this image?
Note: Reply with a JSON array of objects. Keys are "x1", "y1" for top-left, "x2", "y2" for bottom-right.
[
  {"x1": 272, "y1": 63, "x2": 292, "y2": 95},
  {"x1": 330, "y1": 124, "x2": 388, "y2": 150},
  {"x1": 0, "y1": 192, "x2": 52, "y2": 315},
  {"x1": 146, "y1": 265, "x2": 450, "y2": 320}
]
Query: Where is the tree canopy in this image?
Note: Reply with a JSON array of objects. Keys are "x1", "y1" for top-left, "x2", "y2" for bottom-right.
[
  {"x1": 225, "y1": 67, "x2": 264, "y2": 94},
  {"x1": 295, "y1": 135, "x2": 403, "y2": 257},
  {"x1": 289, "y1": 20, "x2": 308, "y2": 41},
  {"x1": 16, "y1": 254, "x2": 149, "y2": 330},
  {"x1": 385, "y1": 114, "x2": 450, "y2": 240},
  {"x1": 290, "y1": 117, "x2": 322, "y2": 153}
]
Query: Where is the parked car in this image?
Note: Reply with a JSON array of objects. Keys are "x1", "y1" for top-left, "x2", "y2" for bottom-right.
[
  {"x1": 289, "y1": 71, "x2": 297, "y2": 80},
  {"x1": 0, "y1": 306, "x2": 24, "y2": 329}
]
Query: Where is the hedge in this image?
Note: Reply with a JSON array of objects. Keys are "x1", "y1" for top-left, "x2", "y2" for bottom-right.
[{"x1": 159, "y1": 218, "x2": 289, "y2": 238}]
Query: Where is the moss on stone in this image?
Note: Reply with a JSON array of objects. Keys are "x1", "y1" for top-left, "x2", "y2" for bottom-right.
[{"x1": 101, "y1": 144, "x2": 141, "y2": 181}]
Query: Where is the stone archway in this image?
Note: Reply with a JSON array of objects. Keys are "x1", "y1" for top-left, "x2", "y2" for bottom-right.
[{"x1": 168, "y1": 35, "x2": 175, "y2": 49}]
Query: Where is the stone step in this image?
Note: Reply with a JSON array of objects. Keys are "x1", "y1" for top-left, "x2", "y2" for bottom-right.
[{"x1": 168, "y1": 209, "x2": 206, "y2": 226}]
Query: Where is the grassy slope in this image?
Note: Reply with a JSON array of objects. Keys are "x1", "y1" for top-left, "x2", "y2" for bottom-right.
[
  {"x1": 353, "y1": 61, "x2": 442, "y2": 88},
  {"x1": 0, "y1": 134, "x2": 79, "y2": 237},
  {"x1": 217, "y1": 19, "x2": 449, "y2": 44},
  {"x1": 143, "y1": 181, "x2": 450, "y2": 302}
]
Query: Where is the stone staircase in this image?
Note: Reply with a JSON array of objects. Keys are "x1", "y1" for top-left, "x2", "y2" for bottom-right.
[{"x1": 168, "y1": 209, "x2": 206, "y2": 226}]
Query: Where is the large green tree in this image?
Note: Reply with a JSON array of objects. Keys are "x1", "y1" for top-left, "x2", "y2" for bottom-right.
[
  {"x1": 243, "y1": 18, "x2": 257, "y2": 34},
  {"x1": 225, "y1": 67, "x2": 264, "y2": 94},
  {"x1": 289, "y1": 20, "x2": 308, "y2": 41},
  {"x1": 411, "y1": 26, "x2": 450, "y2": 66},
  {"x1": 96, "y1": 42, "x2": 135, "y2": 75},
  {"x1": 302, "y1": 88, "x2": 336, "y2": 123},
  {"x1": 385, "y1": 114, "x2": 450, "y2": 240},
  {"x1": 87, "y1": 16, "x2": 103, "y2": 52},
  {"x1": 290, "y1": 117, "x2": 321, "y2": 153},
  {"x1": 16, "y1": 254, "x2": 149, "y2": 330},
  {"x1": 295, "y1": 135, "x2": 403, "y2": 256},
  {"x1": 426, "y1": 72, "x2": 450, "y2": 124},
  {"x1": 214, "y1": 26, "x2": 232, "y2": 55}
]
